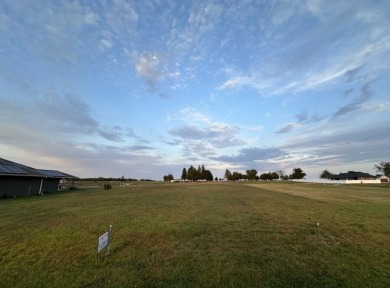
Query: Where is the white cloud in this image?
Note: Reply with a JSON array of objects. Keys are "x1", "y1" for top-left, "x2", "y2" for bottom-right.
[
  {"x1": 167, "y1": 108, "x2": 247, "y2": 157},
  {"x1": 305, "y1": 0, "x2": 324, "y2": 17},
  {"x1": 276, "y1": 123, "x2": 299, "y2": 134},
  {"x1": 99, "y1": 39, "x2": 112, "y2": 50},
  {"x1": 217, "y1": 71, "x2": 271, "y2": 93},
  {"x1": 135, "y1": 53, "x2": 165, "y2": 91},
  {"x1": 84, "y1": 11, "x2": 99, "y2": 25},
  {"x1": 362, "y1": 102, "x2": 390, "y2": 113},
  {"x1": 179, "y1": 107, "x2": 210, "y2": 123},
  {"x1": 248, "y1": 126, "x2": 264, "y2": 132}
]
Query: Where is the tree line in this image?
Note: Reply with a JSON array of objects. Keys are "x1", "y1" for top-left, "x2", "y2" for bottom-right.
[
  {"x1": 224, "y1": 168, "x2": 306, "y2": 181},
  {"x1": 164, "y1": 167, "x2": 306, "y2": 181},
  {"x1": 165, "y1": 161, "x2": 390, "y2": 182},
  {"x1": 163, "y1": 165, "x2": 214, "y2": 182}
]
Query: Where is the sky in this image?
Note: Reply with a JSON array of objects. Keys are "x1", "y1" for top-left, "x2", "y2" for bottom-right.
[{"x1": 1, "y1": 0, "x2": 389, "y2": 180}]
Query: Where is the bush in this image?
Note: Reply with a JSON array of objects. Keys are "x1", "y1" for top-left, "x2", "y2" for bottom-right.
[{"x1": 103, "y1": 184, "x2": 112, "y2": 190}]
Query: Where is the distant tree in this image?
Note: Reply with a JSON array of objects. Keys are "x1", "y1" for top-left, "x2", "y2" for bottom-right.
[
  {"x1": 246, "y1": 169, "x2": 258, "y2": 180},
  {"x1": 231, "y1": 172, "x2": 242, "y2": 181},
  {"x1": 259, "y1": 173, "x2": 270, "y2": 181},
  {"x1": 187, "y1": 165, "x2": 196, "y2": 181},
  {"x1": 185, "y1": 165, "x2": 213, "y2": 181},
  {"x1": 270, "y1": 172, "x2": 279, "y2": 180},
  {"x1": 215, "y1": 177, "x2": 218, "y2": 181},
  {"x1": 289, "y1": 168, "x2": 306, "y2": 179},
  {"x1": 181, "y1": 168, "x2": 187, "y2": 180},
  {"x1": 374, "y1": 162, "x2": 390, "y2": 177},
  {"x1": 204, "y1": 169, "x2": 213, "y2": 181},
  {"x1": 201, "y1": 165, "x2": 206, "y2": 179},
  {"x1": 320, "y1": 169, "x2": 332, "y2": 179},
  {"x1": 197, "y1": 165, "x2": 202, "y2": 179},
  {"x1": 280, "y1": 175, "x2": 289, "y2": 180},
  {"x1": 163, "y1": 174, "x2": 174, "y2": 182},
  {"x1": 259, "y1": 172, "x2": 279, "y2": 181},
  {"x1": 225, "y1": 169, "x2": 232, "y2": 180}
]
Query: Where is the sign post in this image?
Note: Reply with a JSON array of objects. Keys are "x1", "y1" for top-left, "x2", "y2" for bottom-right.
[{"x1": 97, "y1": 225, "x2": 113, "y2": 257}]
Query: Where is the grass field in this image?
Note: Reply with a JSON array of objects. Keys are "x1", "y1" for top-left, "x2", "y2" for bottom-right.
[{"x1": 1, "y1": 182, "x2": 389, "y2": 287}]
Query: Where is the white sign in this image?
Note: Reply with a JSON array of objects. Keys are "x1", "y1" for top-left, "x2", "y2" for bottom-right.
[{"x1": 97, "y1": 231, "x2": 109, "y2": 253}]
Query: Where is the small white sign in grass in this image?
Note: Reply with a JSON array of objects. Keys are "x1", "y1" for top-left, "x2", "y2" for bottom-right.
[{"x1": 97, "y1": 225, "x2": 112, "y2": 255}]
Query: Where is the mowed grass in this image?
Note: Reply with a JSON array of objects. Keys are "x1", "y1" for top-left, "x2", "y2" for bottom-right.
[{"x1": 1, "y1": 182, "x2": 390, "y2": 287}]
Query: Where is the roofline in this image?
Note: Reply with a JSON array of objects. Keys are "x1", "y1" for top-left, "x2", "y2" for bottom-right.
[
  {"x1": 0, "y1": 174, "x2": 78, "y2": 179},
  {"x1": 0, "y1": 158, "x2": 78, "y2": 179}
]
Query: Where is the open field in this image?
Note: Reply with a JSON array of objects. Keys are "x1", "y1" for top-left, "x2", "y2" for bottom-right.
[{"x1": 1, "y1": 182, "x2": 389, "y2": 287}]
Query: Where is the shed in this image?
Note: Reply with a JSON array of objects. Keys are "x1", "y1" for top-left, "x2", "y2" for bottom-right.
[{"x1": 0, "y1": 158, "x2": 77, "y2": 198}]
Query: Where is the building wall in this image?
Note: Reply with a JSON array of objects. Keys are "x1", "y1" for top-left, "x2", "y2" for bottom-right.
[
  {"x1": 42, "y1": 179, "x2": 60, "y2": 193},
  {"x1": 292, "y1": 179, "x2": 382, "y2": 184},
  {"x1": 345, "y1": 179, "x2": 381, "y2": 184},
  {"x1": 0, "y1": 176, "x2": 42, "y2": 197}
]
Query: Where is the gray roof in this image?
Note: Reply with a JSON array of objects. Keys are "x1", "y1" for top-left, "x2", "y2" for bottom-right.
[
  {"x1": 37, "y1": 169, "x2": 76, "y2": 178},
  {"x1": 330, "y1": 171, "x2": 375, "y2": 179},
  {"x1": 0, "y1": 158, "x2": 77, "y2": 178}
]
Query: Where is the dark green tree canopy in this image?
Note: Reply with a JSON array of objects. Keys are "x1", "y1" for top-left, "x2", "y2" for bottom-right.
[
  {"x1": 163, "y1": 174, "x2": 174, "y2": 182},
  {"x1": 224, "y1": 169, "x2": 232, "y2": 180},
  {"x1": 181, "y1": 168, "x2": 187, "y2": 180},
  {"x1": 289, "y1": 168, "x2": 306, "y2": 179},
  {"x1": 259, "y1": 172, "x2": 279, "y2": 181},
  {"x1": 183, "y1": 165, "x2": 213, "y2": 181},
  {"x1": 320, "y1": 169, "x2": 332, "y2": 179},
  {"x1": 374, "y1": 162, "x2": 390, "y2": 177},
  {"x1": 246, "y1": 169, "x2": 258, "y2": 180}
]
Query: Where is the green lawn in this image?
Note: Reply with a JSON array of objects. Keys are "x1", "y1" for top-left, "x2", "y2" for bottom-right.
[{"x1": 1, "y1": 182, "x2": 389, "y2": 287}]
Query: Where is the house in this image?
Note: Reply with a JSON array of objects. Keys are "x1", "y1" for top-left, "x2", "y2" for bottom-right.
[
  {"x1": 0, "y1": 158, "x2": 77, "y2": 198},
  {"x1": 379, "y1": 175, "x2": 389, "y2": 183},
  {"x1": 329, "y1": 171, "x2": 376, "y2": 181}
]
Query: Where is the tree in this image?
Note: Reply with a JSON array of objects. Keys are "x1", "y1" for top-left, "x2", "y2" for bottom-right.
[
  {"x1": 204, "y1": 169, "x2": 213, "y2": 181},
  {"x1": 246, "y1": 169, "x2": 258, "y2": 180},
  {"x1": 259, "y1": 172, "x2": 279, "y2": 181},
  {"x1": 181, "y1": 168, "x2": 187, "y2": 180},
  {"x1": 224, "y1": 169, "x2": 232, "y2": 180},
  {"x1": 280, "y1": 175, "x2": 289, "y2": 180},
  {"x1": 270, "y1": 172, "x2": 279, "y2": 180},
  {"x1": 233, "y1": 172, "x2": 246, "y2": 180},
  {"x1": 375, "y1": 162, "x2": 390, "y2": 177},
  {"x1": 289, "y1": 168, "x2": 306, "y2": 179},
  {"x1": 260, "y1": 173, "x2": 270, "y2": 181},
  {"x1": 201, "y1": 165, "x2": 206, "y2": 179},
  {"x1": 187, "y1": 165, "x2": 197, "y2": 181},
  {"x1": 183, "y1": 165, "x2": 214, "y2": 181},
  {"x1": 320, "y1": 169, "x2": 332, "y2": 179},
  {"x1": 163, "y1": 174, "x2": 174, "y2": 182}
]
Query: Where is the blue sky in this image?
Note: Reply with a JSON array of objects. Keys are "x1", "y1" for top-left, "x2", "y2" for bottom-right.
[{"x1": 1, "y1": 0, "x2": 389, "y2": 180}]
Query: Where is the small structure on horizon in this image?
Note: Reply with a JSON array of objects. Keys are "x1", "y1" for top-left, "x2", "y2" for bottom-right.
[
  {"x1": 379, "y1": 175, "x2": 389, "y2": 183},
  {"x1": 329, "y1": 171, "x2": 376, "y2": 181}
]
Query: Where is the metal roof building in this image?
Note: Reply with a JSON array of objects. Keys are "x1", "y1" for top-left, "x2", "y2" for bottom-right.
[
  {"x1": 0, "y1": 158, "x2": 77, "y2": 198},
  {"x1": 329, "y1": 171, "x2": 376, "y2": 181}
]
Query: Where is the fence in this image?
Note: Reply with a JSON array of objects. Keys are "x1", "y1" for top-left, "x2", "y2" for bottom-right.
[{"x1": 291, "y1": 179, "x2": 381, "y2": 184}]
